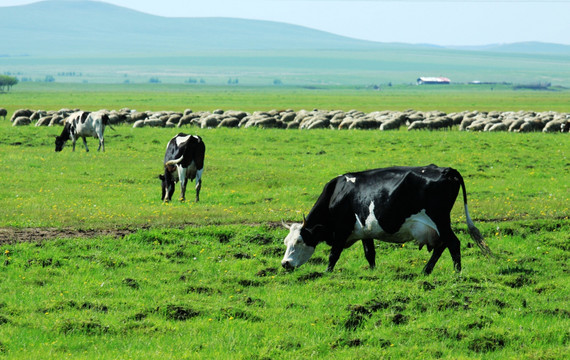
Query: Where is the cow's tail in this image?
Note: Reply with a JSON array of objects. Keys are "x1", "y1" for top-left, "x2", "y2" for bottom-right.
[
  {"x1": 102, "y1": 114, "x2": 115, "y2": 131},
  {"x1": 165, "y1": 155, "x2": 184, "y2": 167},
  {"x1": 457, "y1": 170, "x2": 492, "y2": 257}
]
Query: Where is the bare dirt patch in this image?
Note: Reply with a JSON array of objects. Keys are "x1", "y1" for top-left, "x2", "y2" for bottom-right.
[
  {"x1": 0, "y1": 227, "x2": 135, "y2": 245},
  {"x1": 0, "y1": 222, "x2": 282, "y2": 245}
]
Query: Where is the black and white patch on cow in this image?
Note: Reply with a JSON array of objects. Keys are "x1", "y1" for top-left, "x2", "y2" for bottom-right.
[
  {"x1": 55, "y1": 111, "x2": 111, "y2": 152},
  {"x1": 159, "y1": 133, "x2": 205, "y2": 202},
  {"x1": 282, "y1": 165, "x2": 491, "y2": 275}
]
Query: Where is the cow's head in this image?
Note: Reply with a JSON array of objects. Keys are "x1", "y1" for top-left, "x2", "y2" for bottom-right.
[
  {"x1": 281, "y1": 223, "x2": 316, "y2": 270},
  {"x1": 159, "y1": 169, "x2": 175, "y2": 202},
  {"x1": 54, "y1": 136, "x2": 65, "y2": 152},
  {"x1": 55, "y1": 122, "x2": 72, "y2": 152}
]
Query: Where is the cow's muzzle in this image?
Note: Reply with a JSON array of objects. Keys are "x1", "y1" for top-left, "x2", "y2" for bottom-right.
[{"x1": 281, "y1": 260, "x2": 295, "y2": 271}]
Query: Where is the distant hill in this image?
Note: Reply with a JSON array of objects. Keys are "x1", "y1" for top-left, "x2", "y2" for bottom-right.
[
  {"x1": 0, "y1": 0, "x2": 391, "y2": 56},
  {"x1": 1, "y1": 0, "x2": 569, "y2": 86},
  {"x1": 450, "y1": 42, "x2": 570, "y2": 55},
  {"x1": 2, "y1": 0, "x2": 569, "y2": 57}
]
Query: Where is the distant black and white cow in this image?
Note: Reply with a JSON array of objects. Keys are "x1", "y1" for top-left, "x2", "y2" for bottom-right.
[
  {"x1": 159, "y1": 133, "x2": 205, "y2": 202},
  {"x1": 55, "y1": 111, "x2": 111, "y2": 152},
  {"x1": 281, "y1": 165, "x2": 491, "y2": 275}
]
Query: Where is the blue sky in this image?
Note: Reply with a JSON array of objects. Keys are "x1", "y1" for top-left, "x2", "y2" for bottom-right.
[{"x1": 3, "y1": 0, "x2": 570, "y2": 46}]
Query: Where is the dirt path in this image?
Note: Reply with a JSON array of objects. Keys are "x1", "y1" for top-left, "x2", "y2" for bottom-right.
[
  {"x1": 0, "y1": 227, "x2": 136, "y2": 245},
  {"x1": 0, "y1": 222, "x2": 284, "y2": 245}
]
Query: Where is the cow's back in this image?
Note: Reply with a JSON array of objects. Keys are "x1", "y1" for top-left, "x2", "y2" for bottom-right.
[
  {"x1": 164, "y1": 137, "x2": 180, "y2": 163},
  {"x1": 330, "y1": 165, "x2": 460, "y2": 234},
  {"x1": 163, "y1": 133, "x2": 204, "y2": 168},
  {"x1": 76, "y1": 112, "x2": 105, "y2": 138}
]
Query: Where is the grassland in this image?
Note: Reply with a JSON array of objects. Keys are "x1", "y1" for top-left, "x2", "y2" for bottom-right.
[
  {"x1": 1, "y1": 123, "x2": 569, "y2": 230},
  {"x1": 0, "y1": 85, "x2": 569, "y2": 359},
  {"x1": 3, "y1": 45, "x2": 570, "y2": 87},
  {"x1": 2, "y1": 82, "x2": 570, "y2": 114},
  {"x1": 1, "y1": 223, "x2": 568, "y2": 359}
]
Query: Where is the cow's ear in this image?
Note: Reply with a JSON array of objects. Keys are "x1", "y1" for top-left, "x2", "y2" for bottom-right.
[
  {"x1": 158, "y1": 174, "x2": 165, "y2": 180},
  {"x1": 301, "y1": 225, "x2": 326, "y2": 247}
]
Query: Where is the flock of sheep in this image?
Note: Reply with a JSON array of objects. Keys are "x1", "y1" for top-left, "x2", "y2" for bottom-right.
[{"x1": 3, "y1": 107, "x2": 570, "y2": 133}]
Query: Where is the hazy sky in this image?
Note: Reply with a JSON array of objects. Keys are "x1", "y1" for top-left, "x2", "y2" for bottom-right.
[{"x1": 3, "y1": 0, "x2": 570, "y2": 46}]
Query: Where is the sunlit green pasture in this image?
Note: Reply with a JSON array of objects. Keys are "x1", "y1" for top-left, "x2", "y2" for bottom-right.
[
  {"x1": 0, "y1": 85, "x2": 569, "y2": 359},
  {"x1": 0, "y1": 223, "x2": 568, "y2": 359},
  {"x1": 0, "y1": 124, "x2": 568, "y2": 229},
  {"x1": 1, "y1": 82, "x2": 570, "y2": 114}
]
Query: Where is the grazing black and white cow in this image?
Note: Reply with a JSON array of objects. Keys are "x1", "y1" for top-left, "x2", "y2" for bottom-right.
[
  {"x1": 55, "y1": 111, "x2": 111, "y2": 152},
  {"x1": 159, "y1": 133, "x2": 205, "y2": 202},
  {"x1": 281, "y1": 165, "x2": 491, "y2": 275}
]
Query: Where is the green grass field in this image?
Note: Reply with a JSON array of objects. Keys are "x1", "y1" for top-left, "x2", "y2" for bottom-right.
[
  {"x1": 1, "y1": 125, "x2": 568, "y2": 230},
  {"x1": 2, "y1": 82, "x2": 570, "y2": 114},
  {"x1": 3, "y1": 46, "x2": 570, "y2": 87},
  {"x1": 0, "y1": 85, "x2": 569, "y2": 359}
]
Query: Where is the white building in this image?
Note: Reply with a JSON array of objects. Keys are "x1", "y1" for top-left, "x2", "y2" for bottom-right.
[{"x1": 417, "y1": 77, "x2": 451, "y2": 85}]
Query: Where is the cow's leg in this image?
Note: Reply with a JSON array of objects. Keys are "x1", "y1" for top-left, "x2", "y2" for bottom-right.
[
  {"x1": 195, "y1": 168, "x2": 203, "y2": 202},
  {"x1": 182, "y1": 178, "x2": 189, "y2": 201},
  {"x1": 178, "y1": 166, "x2": 187, "y2": 201},
  {"x1": 195, "y1": 180, "x2": 202, "y2": 202},
  {"x1": 362, "y1": 239, "x2": 376, "y2": 269},
  {"x1": 72, "y1": 137, "x2": 76, "y2": 151},
  {"x1": 98, "y1": 136, "x2": 104, "y2": 152},
  {"x1": 423, "y1": 245, "x2": 445, "y2": 275},
  {"x1": 327, "y1": 244, "x2": 344, "y2": 272},
  {"x1": 326, "y1": 226, "x2": 353, "y2": 271},
  {"x1": 82, "y1": 137, "x2": 89, "y2": 152},
  {"x1": 446, "y1": 232, "x2": 462, "y2": 273}
]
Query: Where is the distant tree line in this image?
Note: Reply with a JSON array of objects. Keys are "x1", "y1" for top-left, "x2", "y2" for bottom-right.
[
  {"x1": 57, "y1": 72, "x2": 82, "y2": 77},
  {"x1": 18, "y1": 76, "x2": 57, "y2": 83},
  {"x1": 513, "y1": 82, "x2": 551, "y2": 90},
  {"x1": 185, "y1": 77, "x2": 206, "y2": 84},
  {"x1": 0, "y1": 75, "x2": 18, "y2": 92}
]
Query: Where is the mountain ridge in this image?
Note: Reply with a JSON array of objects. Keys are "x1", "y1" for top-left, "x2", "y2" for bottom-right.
[
  {"x1": 1, "y1": 0, "x2": 569, "y2": 57},
  {"x1": 0, "y1": 0, "x2": 384, "y2": 56}
]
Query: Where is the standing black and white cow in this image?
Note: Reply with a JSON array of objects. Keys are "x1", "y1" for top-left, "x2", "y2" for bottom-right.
[
  {"x1": 159, "y1": 133, "x2": 205, "y2": 202},
  {"x1": 55, "y1": 111, "x2": 111, "y2": 152},
  {"x1": 281, "y1": 165, "x2": 491, "y2": 275}
]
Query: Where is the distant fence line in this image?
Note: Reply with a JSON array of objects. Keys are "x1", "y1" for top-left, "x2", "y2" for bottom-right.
[{"x1": 4, "y1": 107, "x2": 570, "y2": 133}]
